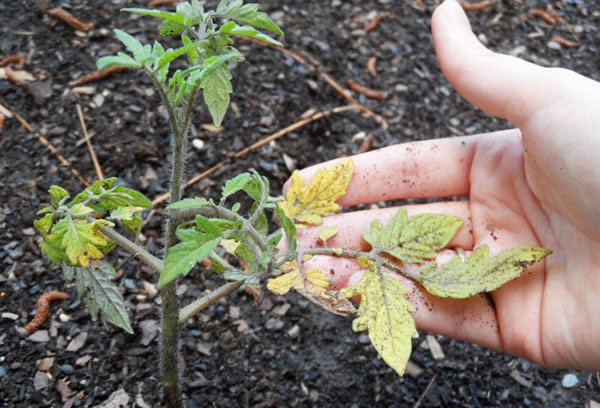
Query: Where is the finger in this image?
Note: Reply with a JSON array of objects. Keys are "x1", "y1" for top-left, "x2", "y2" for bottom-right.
[
  {"x1": 431, "y1": 0, "x2": 598, "y2": 127},
  {"x1": 287, "y1": 133, "x2": 486, "y2": 206},
  {"x1": 297, "y1": 200, "x2": 474, "y2": 252},
  {"x1": 304, "y1": 252, "x2": 503, "y2": 351}
]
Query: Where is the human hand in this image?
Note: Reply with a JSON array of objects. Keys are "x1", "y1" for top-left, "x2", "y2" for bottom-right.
[{"x1": 289, "y1": 0, "x2": 600, "y2": 370}]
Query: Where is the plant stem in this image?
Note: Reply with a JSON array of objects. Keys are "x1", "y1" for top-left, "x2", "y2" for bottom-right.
[
  {"x1": 98, "y1": 224, "x2": 163, "y2": 274},
  {"x1": 158, "y1": 80, "x2": 188, "y2": 408},
  {"x1": 179, "y1": 281, "x2": 242, "y2": 324}
]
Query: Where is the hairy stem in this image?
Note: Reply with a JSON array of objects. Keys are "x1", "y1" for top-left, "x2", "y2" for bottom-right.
[
  {"x1": 179, "y1": 281, "x2": 242, "y2": 324},
  {"x1": 98, "y1": 224, "x2": 163, "y2": 273},
  {"x1": 157, "y1": 74, "x2": 188, "y2": 408}
]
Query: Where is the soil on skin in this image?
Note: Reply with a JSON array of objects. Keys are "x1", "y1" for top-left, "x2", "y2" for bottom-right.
[{"x1": 1, "y1": 0, "x2": 599, "y2": 407}]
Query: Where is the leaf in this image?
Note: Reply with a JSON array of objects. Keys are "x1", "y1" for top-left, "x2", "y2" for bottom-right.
[
  {"x1": 113, "y1": 29, "x2": 152, "y2": 64},
  {"x1": 318, "y1": 226, "x2": 338, "y2": 243},
  {"x1": 52, "y1": 218, "x2": 111, "y2": 267},
  {"x1": 167, "y1": 197, "x2": 210, "y2": 210},
  {"x1": 69, "y1": 203, "x2": 94, "y2": 217},
  {"x1": 341, "y1": 257, "x2": 418, "y2": 376},
  {"x1": 278, "y1": 158, "x2": 353, "y2": 225},
  {"x1": 200, "y1": 63, "x2": 232, "y2": 127},
  {"x1": 416, "y1": 245, "x2": 551, "y2": 299},
  {"x1": 108, "y1": 206, "x2": 145, "y2": 236},
  {"x1": 274, "y1": 207, "x2": 296, "y2": 260},
  {"x1": 97, "y1": 53, "x2": 141, "y2": 70},
  {"x1": 219, "y1": 2, "x2": 283, "y2": 36},
  {"x1": 160, "y1": 238, "x2": 220, "y2": 288},
  {"x1": 49, "y1": 185, "x2": 69, "y2": 208},
  {"x1": 219, "y1": 21, "x2": 282, "y2": 46},
  {"x1": 73, "y1": 262, "x2": 133, "y2": 333},
  {"x1": 363, "y1": 209, "x2": 463, "y2": 264},
  {"x1": 266, "y1": 261, "x2": 330, "y2": 295},
  {"x1": 296, "y1": 288, "x2": 356, "y2": 316},
  {"x1": 222, "y1": 172, "x2": 250, "y2": 199}
]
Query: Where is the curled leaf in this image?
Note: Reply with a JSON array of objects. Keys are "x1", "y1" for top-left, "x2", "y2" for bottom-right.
[{"x1": 266, "y1": 261, "x2": 330, "y2": 295}]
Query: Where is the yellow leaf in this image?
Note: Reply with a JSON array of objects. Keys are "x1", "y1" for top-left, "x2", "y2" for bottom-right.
[
  {"x1": 341, "y1": 257, "x2": 418, "y2": 376},
  {"x1": 266, "y1": 261, "x2": 331, "y2": 295},
  {"x1": 220, "y1": 238, "x2": 240, "y2": 255},
  {"x1": 278, "y1": 159, "x2": 353, "y2": 225}
]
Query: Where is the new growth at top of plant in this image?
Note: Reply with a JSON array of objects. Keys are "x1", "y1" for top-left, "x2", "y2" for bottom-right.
[{"x1": 32, "y1": 0, "x2": 551, "y2": 404}]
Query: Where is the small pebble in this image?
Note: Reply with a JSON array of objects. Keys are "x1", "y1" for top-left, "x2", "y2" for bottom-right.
[
  {"x1": 561, "y1": 373, "x2": 579, "y2": 388},
  {"x1": 192, "y1": 139, "x2": 204, "y2": 150},
  {"x1": 60, "y1": 364, "x2": 74, "y2": 375},
  {"x1": 0, "y1": 365, "x2": 6, "y2": 377}
]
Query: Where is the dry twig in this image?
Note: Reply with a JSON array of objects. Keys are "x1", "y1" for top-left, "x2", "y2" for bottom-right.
[
  {"x1": 413, "y1": 373, "x2": 438, "y2": 408},
  {"x1": 458, "y1": 0, "x2": 492, "y2": 12},
  {"x1": 347, "y1": 78, "x2": 388, "y2": 101},
  {"x1": 48, "y1": 8, "x2": 94, "y2": 32},
  {"x1": 76, "y1": 104, "x2": 104, "y2": 180},
  {"x1": 69, "y1": 66, "x2": 125, "y2": 88},
  {"x1": 0, "y1": 113, "x2": 5, "y2": 134},
  {"x1": 0, "y1": 55, "x2": 25, "y2": 68},
  {"x1": 364, "y1": 14, "x2": 384, "y2": 33},
  {"x1": 152, "y1": 105, "x2": 360, "y2": 205},
  {"x1": 25, "y1": 291, "x2": 69, "y2": 334},
  {"x1": 0, "y1": 100, "x2": 89, "y2": 186}
]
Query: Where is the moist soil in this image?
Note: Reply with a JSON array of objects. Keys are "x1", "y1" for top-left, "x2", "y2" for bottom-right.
[{"x1": 1, "y1": 0, "x2": 599, "y2": 407}]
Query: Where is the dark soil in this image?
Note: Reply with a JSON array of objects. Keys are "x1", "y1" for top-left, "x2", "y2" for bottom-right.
[{"x1": 1, "y1": 0, "x2": 599, "y2": 407}]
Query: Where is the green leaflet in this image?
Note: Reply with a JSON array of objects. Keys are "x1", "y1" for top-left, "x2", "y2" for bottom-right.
[
  {"x1": 217, "y1": 1, "x2": 283, "y2": 36},
  {"x1": 318, "y1": 226, "x2": 338, "y2": 243},
  {"x1": 417, "y1": 245, "x2": 551, "y2": 299},
  {"x1": 166, "y1": 197, "x2": 210, "y2": 210},
  {"x1": 97, "y1": 53, "x2": 141, "y2": 70},
  {"x1": 70, "y1": 262, "x2": 133, "y2": 333},
  {"x1": 108, "y1": 206, "x2": 145, "y2": 237},
  {"x1": 49, "y1": 185, "x2": 69, "y2": 208},
  {"x1": 363, "y1": 209, "x2": 463, "y2": 264},
  {"x1": 219, "y1": 21, "x2": 282, "y2": 46},
  {"x1": 200, "y1": 63, "x2": 233, "y2": 127},
  {"x1": 222, "y1": 172, "x2": 251, "y2": 199},
  {"x1": 341, "y1": 257, "x2": 417, "y2": 376},
  {"x1": 160, "y1": 238, "x2": 220, "y2": 288}
]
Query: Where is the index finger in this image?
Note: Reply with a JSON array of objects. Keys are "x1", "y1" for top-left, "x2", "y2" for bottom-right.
[{"x1": 286, "y1": 130, "x2": 519, "y2": 206}]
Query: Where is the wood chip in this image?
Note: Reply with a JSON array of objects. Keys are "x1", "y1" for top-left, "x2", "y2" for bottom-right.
[
  {"x1": 48, "y1": 8, "x2": 94, "y2": 32},
  {"x1": 364, "y1": 13, "x2": 384, "y2": 33},
  {"x1": 426, "y1": 334, "x2": 445, "y2": 360},
  {"x1": 366, "y1": 57, "x2": 377, "y2": 78},
  {"x1": 530, "y1": 8, "x2": 561, "y2": 25},
  {"x1": 36, "y1": 357, "x2": 55, "y2": 372},
  {"x1": 66, "y1": 332, "x2": 87, "y2": 352},
  {"x1": 551, "y1": 35, "x2": 581, "y2": 48},
  {"x1": 458, "y1": 0, "x2": 491, "y2": 12},
  {"x1": 347, "y1": 79, "x2": 388, "y2": 100},
  {"x1": 405, "y1": 361, "x2": 423, "y2": 378},
  {"x1": 510, "y1": 369, "x2": 533, "y2": 388}
]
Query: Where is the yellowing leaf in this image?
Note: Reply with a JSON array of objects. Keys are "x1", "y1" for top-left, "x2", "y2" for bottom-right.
[
  {"x1": 416, "y1": 245, "x2": 551, "y2": 299},
  {"x1": 220, "y1": 238, "x2": 240, "y2": 254},
  {"x1": 51, "y1": 218, "x2": 112, "y2": 267},
  {"x1": 341, "y1": 257, "x2": 418, "y2": 376},
  {"x1": 266, "y1": 261, "x2": 330, "y2": 295},
  {"x1": 363, "y1": 209, "x2": 463, "y2": 264},
  {"x1": 318, "y1": 226, "x2": 338, "y2": 243},
  {"x1": 278, "y1": 159, "x2": 353, "y2": 225}
]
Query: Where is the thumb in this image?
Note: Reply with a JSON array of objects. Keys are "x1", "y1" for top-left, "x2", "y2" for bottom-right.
[{"x1": 431, "y1": 0, "x2": 590, "y2": 127}]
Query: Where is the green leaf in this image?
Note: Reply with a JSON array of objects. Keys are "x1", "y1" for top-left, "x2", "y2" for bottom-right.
[
  {"x1": 167, "y1": 197, "x2": 210, "y2": 210},
  {"x1": 341, "y1": 257, "x2": 417, "y2": 376},
  {"x1": 201, "y1": 63, "x2": 232, "y2": 126},
  {"x1": 181, "y1": 33, "x2": 200, "y2": 64},
  {"x1": 69, "y1": 203, "x2": 94, "y2": 217},
  {"x1": 113, "y1": 29, "x2": 152, "y2": 64},
  {"x1": 73, "y1": 262, "x2": 133, "y2": 333},
  {"x1": 416, "y1": 245, "x2": 551, "y2": 299},
  {"x1": 194, "y1": 215, "x2": 222, "y2": 236},
  {"x1": 49, "y1": 185, "x2": 69, "y2": 208},
  {"x1": 158, "y1": 41, "x2": 203, "y2": 70},
  {"x1": 160, "y1": 238, "x2": 220, "y2": 287},
  {"x1": 275, "y1": 207, "x2": 296, "y2": 261},
  {"x1": 222, "y1": 172, "x2": 250, "y2": 199},
  {"x1": 266, "y1": 230, "x2": 283, "y2": 246},
  {"x1": 108, "y1": 206, "x2": 145, "y2": 236},
  {"x1": 242, "y1": 173, "x2": 264, "y2": 201},
  {"x1": 97, "y1": 53, "x2": 142, "y2": 70},
  {"x1": 219, "y1": 21, "x2": 282, "y2": 46},
  {"x1": 219, "y1": 2, "x2": 283, "y2": 36}
]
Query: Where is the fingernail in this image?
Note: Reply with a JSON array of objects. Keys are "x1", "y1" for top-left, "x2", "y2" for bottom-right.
[{"x1": 438, "y1": 0, "x2": 470, "y2": 27}]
